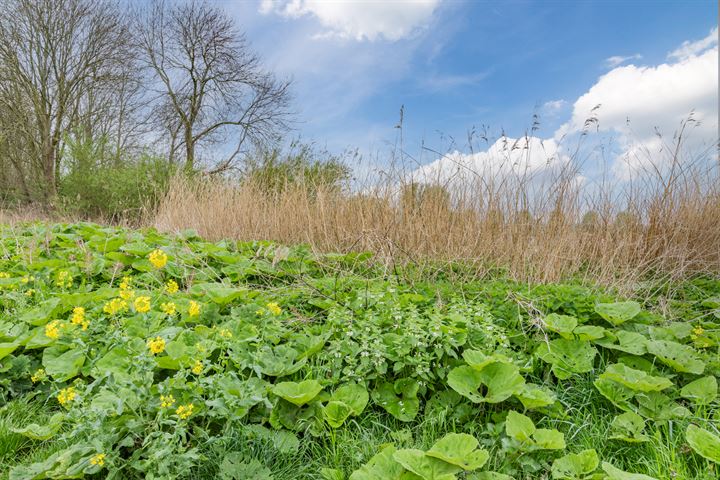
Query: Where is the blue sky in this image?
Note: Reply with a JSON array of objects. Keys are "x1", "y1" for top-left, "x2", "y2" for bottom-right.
[{"x1": 218, "y1": 0, "x2": 718, "y2": 173}]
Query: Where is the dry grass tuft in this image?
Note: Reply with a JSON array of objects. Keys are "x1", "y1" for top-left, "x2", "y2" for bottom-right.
[{"x1": 153, "y1": 138, "x2": 720, "y2": 287}]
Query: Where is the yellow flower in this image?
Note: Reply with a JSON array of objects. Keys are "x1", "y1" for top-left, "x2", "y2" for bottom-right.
[
  {"x1": 21, "y1": 275, "x2": 33, "y2": 284},
  {"x1": 255, "y1": 307, "x2": 265, "y2": 315},
  {"x1": 191, "y1": 359, "x2": 203, "y2": 375},
  {"x1": 55, "y1": 270, "x2": 72, "y2": 288},
  {"x1": 176, "y1": 403, "x2": 194, "y2": 419},
  {"x1": 148, "y1": 249, "x2": 168, "y2": 269},
  {"x1": 0, "y1": 272, "x2": 9, "y2": 279},
  {"x1": 693, "y1": 326, "x2": 704, "y2": 336},
  {"x1": 45, "y1": 320, "x2": 61, "y2": 340},
  {"x1": 30, "y1": 368, "x2": 45, "y2": 383},
  {"x1": 266, "y1": 302, "x2": 282, "y2": 316},
  {"x1": 103, "y1": 298, "x2": 128, "y2": 316},
  {"x1": 25, "y1": 289, "x2": 35, "y2": 296},
  {"x1": 134, "y1": 296, "x2": 151, "y2": 313},
  {"x1": 90, "y1": 453, "x2": 105, "y2": 466},
  {"x1": 119, "y1": 288, "x2": 135, "y2": 300},
  {"x1": 147, "y1": 336, "x2": 165, "y2": 354},
  {"x1": 165, "y1": 279, "x2": 179, "y2": 294},
  {"x1": 218, "y1": 328, "x2": 232, "y2": 339},
  {"x1": 119, "y1": 276, "x2": 132, "y2": 290},
  {"x1": 160, "y1": 394, "x2": 176, "y2": 408},
  {"x1": 70, "y1": 306, "x2": 85, "y2": 325},
  {"x1": 161, "y1": 302, "x2": 176, "y2": 316},
  {"x1": 188, "y1": 301, "x2": 201, "y2": 317},
  {"x1": 57, "y1": 387, "x2": 76, "y2": 406}
]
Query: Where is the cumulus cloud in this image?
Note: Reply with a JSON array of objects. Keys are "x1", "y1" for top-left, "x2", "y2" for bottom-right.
[
  {"x1": 258, "y1": 0, "x2": 441, "y2": 41},
  {"x1": 556, "y1": 27, "x2": 718, "y2": 179},
  {"x1": 411, "y1": 136, "x2": 566, "y2": 186},
  {"x1": 604, "y1": 54, "x2": 642, "y2": 68},
  {"x1": 668, "y1": 26, "x2": 718, "y2": 61}
]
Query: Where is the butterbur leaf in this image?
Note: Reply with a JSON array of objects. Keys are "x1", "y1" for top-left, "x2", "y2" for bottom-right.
[
  {"x1": 515, "y1": 384, "x2": 556, "y2": 409},
  {"x1": 468, "y1": 473, "x2": 514, "y2": 480},
  {"x1": 645, "y1": 340, "x2": 705, "y2": 375},
  {"x1": 393, "y1": 449, "x2": 460, "y2": 480},
  {"x1": 330, "y1": 383, "x2": 369, "y2": 415},
  {"x1": 42, "y1": 347, "x2": 85, "y2": 382},
  {"x1": 573, "y1": 325, "x2": 606, "y2": 341},
  {"x1": 11, "y1": 413, "x2": 64, "y2": 440},
  {"x1": 448, "y1": 363, "x2": 525, "y2": 404},
  {"x1": 609, "y1": 412, "x2": 649, "y2": 443},
  {"x1": 426, "y1": 433, "x2": 489, "y2": 470},
  {"x1": 322, "y1": 401, "x2": 353, "y2": 428},
  {"x1": 635, "y1": 392, "x2": 690, "y2": 421},
  {"x1": 551, "y1": 449, "x2": 599, "y2": 479},
  {"x1": 594, "y1": 377, "x2": 635, "y2": 411},
  {"x1": 601, "y1": 462, "x2": 658, "y2": 480},
  {"x1": 372, "y1": 381, "x2": 420, "y2": 422},
  {"x1": 685, "y1": 424, "x2": 720, "y2": 463},
  {"x1": 543, "y1": 314, "x2": 578, "y2": 339},
  {"x1": 536, "y1": 339, "x2": 597, "y2": 379},
  {"x1": 320, "y1": 468, "x2": 345, "y2": 480},
  {"x1": 220, "y1": 453, "x2": 273, "y2": 480},
  {"x1": 599, "y1": 364, "x2": 673, "y2": 392},
  {"x1": 595, "y1": 302, "x2": 641, "y2": 326},
  {"x1": 272, "y1": 380, "x2": 322, "y2": 406},
  {"x1": 349, "y1": 445, "x2": 406, "y2": 480},
  {"x1": 680, "y1": 376, "x2": 717, "y2": 405},
  {"x1": 532, "y1": 429, "x2": 566, "y2": 450},
  {"x1": 595, "y1": 331, "x2": 647, "y2": 355},
  {"x1": 505, "y1": 411, "x2": 536, "y2": 442}
]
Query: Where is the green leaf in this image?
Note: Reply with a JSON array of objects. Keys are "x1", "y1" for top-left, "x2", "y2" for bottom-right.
[
  {"x1": 467, "y1": 473, "x2": 514, "y2": 480},
  {"x1": 595, "y1": 331, "x2": 647, "y2": 355},
  {"x1": 220, "y1": 454, "x2": 273, "y2": 480},
  {"x1": 551, "y1": 449, "x2": 599, "y2": 479},
  {"x1": 272, "y1": 380, "x2": 323, "y2": 406},
  {"x1": 532, "y1": 429, "x2": 566, "y2": 450},
  {"x1": 426, "y1": 433, "x2": 489, "y2": 470},
  {"x1": 599, "y1": 364, "x2": 673, "y2": 392},
  {"x1": 646, "y1": 340, "x2": 705, "y2": 375},
  {"x1": 349, "y1": 445, "x2": 406, "y2": 480},
  {"x1": 331, "y1": 383, "x2": 369, "y2": 415},
  {"x1": 601, "y1": 462, "x2": 658, "y2": 480},
  {"x1": 505, "y1": 411, "x2": 536, "y2": 442},
  {"x1": 322, "y1": 401, "x2": 353, "y2": 428},
  {"x1": 609, "y1": 412, "x2": 649, "y2": 443},
  {"x1": 447, "y1": 362, "x2": 525, "y2": 404},
  {"x1": 393, "y1": 449, "x2": 460, "y2": 480},
  {"x1": 595, "y1": 301, "x2": 641, "y2": 326},
  {"x1": 543, "y1": 314, "x2": 578, "y2": 339},
  {"x1": 514, "y1": 384, "x2": 556, "y2": 409},
  {"x1": 685, "y1": 424, "x2": 720, "y2": 463},
  {"x1": 42, "y1": 347, "x2": 85, "y2": 382},
  {"x1": 679, "y1": 376, "x2": 717, "y2": 405},
  {"x1": 321, "y1": 468, "x2": 345, "y2": 480},
  {"x1": 10, "y1": 413, "x2": 64, "y2": 440},
  {"x1": 372, "y1": 380, "x2": 420, "y2": 422},
  {"x1": 189, "y1": 283, "x2": 247, "y2": 305},
  {"x1": 573, "y1": 325, "x2": 606, "y2": 341},
  {"x1": 0, "y1": 341, "x2": 20, "y2": 361},
  {"x1": 536, "y1": 339, "x2": 597, "y2": 379}
]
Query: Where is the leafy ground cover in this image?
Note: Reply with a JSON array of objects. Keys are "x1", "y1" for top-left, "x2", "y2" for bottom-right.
[{"x1": 0, "y1": 222, "x2": 718, "y2": 480}]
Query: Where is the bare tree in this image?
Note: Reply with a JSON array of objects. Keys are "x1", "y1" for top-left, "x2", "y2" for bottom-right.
[
  {"x1": 0, "y1": 0, "x2": 134, "y2": 202},
  {"x1": 135, "y1": 0, "x2": 292, "y2": 173}
]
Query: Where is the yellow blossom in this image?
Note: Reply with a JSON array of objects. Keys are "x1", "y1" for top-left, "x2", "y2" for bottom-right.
[
  {"x1": 90, "y1": 453, "x2": 105, "y2": 466},
  {"x1": 55, "y1": 270, "x2": 72, "y2": 288},
  {"x1": 219, "y1": 328, "x2": 232, "y2": 339},
  {"x1": 165, "y1": 279, "x2": 179, "y2": 294},
  {"x1": 266, "y1": 302, "x2": 282, "y2": 316},
  {"x1": 160, "y1": 394, "x2": 176, "y2": 408},
  {"x1": 148, "y1": 249, "x2": 168, "y2": 269},
  {"x1": 255, "y1": 307, "x2": 265, "y2": 315},
  {"x1": 31, "y1": 368, "x2": 45, "y2": 383},
  {"x1": 26, "y1": 289, "x2": 35, "y2": 296},
  {"x1": 147, "y1": 336, "x2": 165, "y2": 354},
  {"x1": 70, "y1": 306, "x2": 85, "y2": 325},
  {"x1": 21, "y1": 275, "x2": 34, "y2": 284},
  {"x1": 119, "y1": 288, "x2": 135, "y2": 300},
  {"x1": 45, "y1": 320, "x2": 61, "y2": 340},
  {"x1": 161, "y1": 302, "x2": 176, "y2": 316},
  {"x1": 693, "y1": 326, "x2": 704, "y2": 336},
  {"x1": 176, "y1": 403, "x2": 194, "y2": 419},
  {"x1": 134, "y1": 296, "x2": 151, "y2": 313},
  {"x1": 119, "y1": 276, "x2": 132, "y2": 290},
  {"x1": 57, "y1": 387, "x2": 76, "y2": 406},
  {"x1": 188, "y1": 301, "x2": 201, "y2": 317},
  {"x1": 191, "y1": 359, "x2": 203, "y2": 375},
  {"x1": 103, "y1": 298, "x2": 128, "y2": 316}
]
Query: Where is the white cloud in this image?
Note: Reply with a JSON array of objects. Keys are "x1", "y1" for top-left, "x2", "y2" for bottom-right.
[
  {"x1": 556, "y1": 28, "x2": 718, "y2": 179},
  {"x1": 542, "y1": 99, "x2": 567, "y2": 115},
  {"x1": 259, "y1": 0, "x2": 441, "y2": 41},
  {"x1": 668, "y1": 26, "x2": 718, "y2": 61},
  {"x1": 604, "y1": 54, "x2": 642, "y2": 68}
]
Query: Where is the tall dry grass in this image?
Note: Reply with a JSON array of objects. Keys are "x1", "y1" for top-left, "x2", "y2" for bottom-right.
[{"x1": 153, "y1": 134, "x2": 720, "y2": 287}]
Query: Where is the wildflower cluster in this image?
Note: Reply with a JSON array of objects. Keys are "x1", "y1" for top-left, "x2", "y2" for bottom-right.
[
  {"x1": 176, "y1": 403, "x2": 194, "y2": 419},
  {"x1": 70, "y1": 306, "x2": 90, "y2": 330},
  {"x1": 160, "y1": 394, "x2": 176, "y2": 408},
  {"x1": 266, "y1": 302, "x2": 282, "y2": 315},
  {"x1": 30, "y1": 368, "x2": 46, "y2": 383},
  {"x1": 147, "y1": 336, "x2": 166, "y2": 354},
  {"x1": 161, "y1": 302, "x2": 176, "y2": 316},
  {"x1": 45, "y1": 320, "x2": 62, "y2": 340},
  {"x1": 89, "y1": 453, "x2": 105, "y2": 467},
  {"x1": 57, "y1": 387, "x2": 76, "y2": 406},
  {"x1": 55, "y1": 270, "x2": 72, "y2": 288},
  {"x1": 103, "y1": 298, "x2": 128, "y2": 316},
  {"x1": 188, "y1": 300, "x2": 201, "y2": 317},
  {"x1": 134, "y1": 296, "x2": 151, "y2": 313},
  {"x1": 119, "y1": 276, "x2": 135, "y2": 300},
  {"x1": 148, "y1": 249, "x2": 168, "y2": 269},
  {"x1": 165, "y1": 279, "x2": 179, "y2": 294}
]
